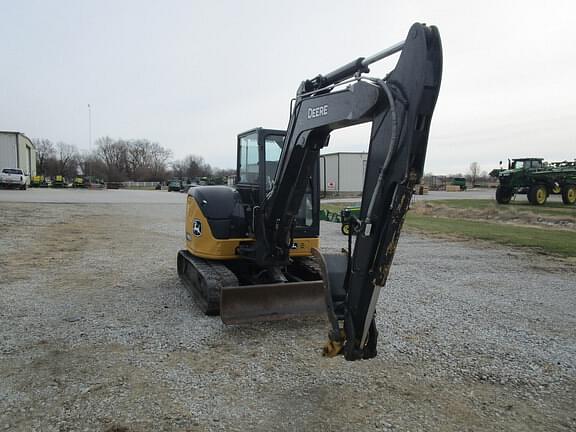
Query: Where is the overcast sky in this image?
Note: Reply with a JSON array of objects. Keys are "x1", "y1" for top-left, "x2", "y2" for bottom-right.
[{"x1": 1, "y1": 0, "x2": 575, "y2": 174}]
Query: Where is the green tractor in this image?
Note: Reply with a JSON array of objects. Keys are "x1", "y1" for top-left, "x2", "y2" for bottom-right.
[
  {"x1": 340, "y1": 206, "x2": 361, "y2": 235},
  {"x1": 494, "y1": 158, "x2": 576, "y2": 205},
  {"x1": 451, "y1": 177, "x2": 467, "y2": 191}
]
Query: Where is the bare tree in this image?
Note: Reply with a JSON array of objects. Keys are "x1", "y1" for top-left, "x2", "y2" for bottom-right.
[
  {"x1": 469, "y1": 162, "x2": 481, "y2": 187},
  {"x1": 79, "y1": 152, "x2": 107, "y2": 180},
  {"x1": 185, "y1": 155, "x2": 205, "y2": 178},
  {"x1": 170, "y1": 160, "x2": 186, "y2": 179},
  {"x1": 127, "y1": 139, "x2": 172, "y2": 180},
  {"x1": 94, "y1": 137, "x2": 172, "y2": 181},
  {"x1": 55, "y1": 142, "x2": 79, "y2": 178},
  {"x1": 172, "y1": 154, "x2": 213, "y2": 179},
  {"x1": 127, "y1": 139, "x2": 150, "y2": 178},
  {"x1": 33, "y1": 135, "x2": 174, "y2": 182},
  {"x1": 96, "y1": 137, "x2": 128, "y2": 181},
  {"x1": 213, "y1": 167, "x2": 235, "y2": 177},
  {"x1": 33, "y1": 138, "x2": 56, "y2": 175},
  {"x1": 148, "y1": 142, "x2": 172, "y2": 180}
]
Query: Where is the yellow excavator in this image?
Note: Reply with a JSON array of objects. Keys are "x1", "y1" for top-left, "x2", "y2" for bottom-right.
[{"x1": 177, "y1": 23, "x2": 443, "y2": 360}]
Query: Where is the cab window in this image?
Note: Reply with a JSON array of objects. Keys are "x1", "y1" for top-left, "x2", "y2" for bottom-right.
[
  {"x1": 295, "y1": 179, "x2": 314, "y2": 227},
  {"x1": 530, "y1": 160, "x2": 542, "y2": 168},
  {"x1": 264, "y1": 134, "x2": 284, "y2": 191},
  {"x1": 238, "y1": 133, "x2": 259, "y2": 183}
]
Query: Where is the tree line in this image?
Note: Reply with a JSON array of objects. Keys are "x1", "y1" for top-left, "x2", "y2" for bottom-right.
[
  {"x1": 33, "y1": 137, "x2": 233, "y2": 182},
  {"x1": 422, "y1": 162, "x2": 496, "y2": 188}
]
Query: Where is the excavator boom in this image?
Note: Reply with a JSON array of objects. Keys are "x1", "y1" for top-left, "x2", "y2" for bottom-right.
[{"x1": 246, "y1": 22, "x2": 442, "y2": 359}]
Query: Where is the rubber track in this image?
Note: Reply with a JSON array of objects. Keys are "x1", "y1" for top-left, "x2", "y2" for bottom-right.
[{"x1": 178, "y1": 252, "x2": 238, "y2": 316}]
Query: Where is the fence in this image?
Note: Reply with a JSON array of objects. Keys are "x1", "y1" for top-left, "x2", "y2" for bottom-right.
[{"x1": 122, "y1": 181, "x2": 160, "y2": 188}]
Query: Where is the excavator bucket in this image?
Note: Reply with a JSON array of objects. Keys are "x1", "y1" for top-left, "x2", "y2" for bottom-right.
[{"x1": 220, "y1": 280, "x2": 325, "y2": 324}]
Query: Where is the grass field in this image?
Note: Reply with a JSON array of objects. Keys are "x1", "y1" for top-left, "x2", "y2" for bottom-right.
[
  {"x1": 419, "y1": 198, "x2": 575, "y2": 216},
  {"x1": 321, "y1": 199, "x2": 576, "y2": 258}
]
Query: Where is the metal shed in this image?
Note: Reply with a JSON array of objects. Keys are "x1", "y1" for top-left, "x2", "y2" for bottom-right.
[
  {"x1": 319, "y1": 152, "x2": 368, "y2": 196},
  {"x1": 0, "y1": 131, "x2": 36, "y2": 178}
]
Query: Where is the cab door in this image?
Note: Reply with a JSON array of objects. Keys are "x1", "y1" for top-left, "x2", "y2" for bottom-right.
[{"x1": 236, "y1": 128, "x2": 319, "y2": 238}]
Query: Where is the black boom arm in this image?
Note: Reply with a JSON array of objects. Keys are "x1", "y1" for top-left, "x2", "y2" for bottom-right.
[{"x1": 254, "y1": 23, "x2": 442, "y2": 360}]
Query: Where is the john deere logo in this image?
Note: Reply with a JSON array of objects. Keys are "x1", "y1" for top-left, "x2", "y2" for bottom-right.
[
  {"x1": 307, "y1": 104, "x2": 328, "y2": 119},
  {"x1": 192, "y1": 219, "x2": 202, "y2": 237}
]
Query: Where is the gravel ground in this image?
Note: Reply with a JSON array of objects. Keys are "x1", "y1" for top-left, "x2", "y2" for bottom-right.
[{"x1": 0, "y1": 198, "x2": 575, "y2": 431}]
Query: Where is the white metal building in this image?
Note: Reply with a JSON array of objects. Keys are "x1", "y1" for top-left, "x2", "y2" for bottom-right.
[
  {"x1": 319, "y1": 152, "x2": 368, "y2": 195},
  {"x1": 0, "y1": 131, "x2": 36, "y2": 177}
]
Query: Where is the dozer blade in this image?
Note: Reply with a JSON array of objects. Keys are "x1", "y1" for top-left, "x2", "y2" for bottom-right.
[{"x1": 220, "y1": 280, "x2": 325, "y2": 324}]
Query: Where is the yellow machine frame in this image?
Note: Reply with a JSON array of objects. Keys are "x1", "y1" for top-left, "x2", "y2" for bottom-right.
[{"x1": 185, "y1": 196, "x2": 319, "y2": 260}]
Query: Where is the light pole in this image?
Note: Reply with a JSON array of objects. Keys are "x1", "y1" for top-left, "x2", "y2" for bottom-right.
[{"x1": 88, "y1": 104, "x2": 92, "y2": 179}]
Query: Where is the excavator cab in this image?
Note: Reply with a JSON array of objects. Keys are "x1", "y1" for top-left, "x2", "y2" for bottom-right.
[{"x1": 235, "y1": 128, "x2": 320, "y2": 240}]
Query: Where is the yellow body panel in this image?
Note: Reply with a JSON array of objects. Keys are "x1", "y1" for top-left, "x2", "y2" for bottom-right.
[{"x1": 185, "y1": 196, "x2": 319, "y2": 260}]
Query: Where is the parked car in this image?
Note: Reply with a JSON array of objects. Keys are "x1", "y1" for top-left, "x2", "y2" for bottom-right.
[
  {"x1": 179, "y1": 182, "x2": 199, "y2": 193},
  {"x1": 167, "y1": 179, "x2": 182, "y2": 192},
  {"x1": 0, "y1": 168, "x2": 28, "y2": 190}
]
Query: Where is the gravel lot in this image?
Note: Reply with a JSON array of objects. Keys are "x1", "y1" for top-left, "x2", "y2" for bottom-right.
[{"x1": 0, "y1": 190, "x2": 575, "y2": 431}]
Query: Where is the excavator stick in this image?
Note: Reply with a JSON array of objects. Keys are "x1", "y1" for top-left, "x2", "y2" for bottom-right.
[{"x1": 220, "y1": 280, "x2": 325, "y2": 324}]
